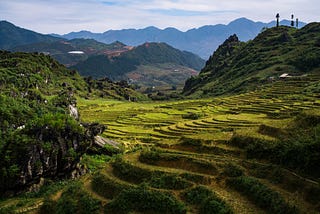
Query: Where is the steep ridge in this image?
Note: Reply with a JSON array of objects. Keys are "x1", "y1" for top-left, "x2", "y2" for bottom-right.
[
  {"x1": 183, "y1": 22, "x2": 320, "y2": 97},
  {"x1": 0, "y1": 21, "x2": 63, "y2": 50}
]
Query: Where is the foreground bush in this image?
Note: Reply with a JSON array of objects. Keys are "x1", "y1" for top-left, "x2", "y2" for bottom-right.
[
  {"x1": 183, "y1": 185, "x2": 233, "y2": 214},
  {"x1": 148, "y1": 174, "x2": 192, "y2": 190},
  {"x1": 40, "y1": 182, "x2": 101, "y2": 214},
  {"x1": 105, "y1": 185, "x2": 186, "y2": 214},
  {"x1": 91, "y1": 172, "x2": 131, "y2": 199},
  {"x1": 226, "y1": 176, "x2": 298, "y2": 214},
  {"x1": 230, "y1": 112, "x2": 320, "y2": 178}
]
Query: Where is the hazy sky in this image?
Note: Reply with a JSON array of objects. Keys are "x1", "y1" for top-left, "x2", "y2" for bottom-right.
[{"x1": 0, "y1": 0, "x2": 319, "y2": 34}]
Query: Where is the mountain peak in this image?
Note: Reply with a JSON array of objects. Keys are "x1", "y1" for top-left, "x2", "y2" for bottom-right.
[
  {"x1": 142, "y1": 26, "x2": 160, "y2": 31},
  {"x1": 0, "y1": 20, "x2": 14, "y2": 25},
  {"x1": 228, "y1": 17, "x2": 256, "y2": 27}
]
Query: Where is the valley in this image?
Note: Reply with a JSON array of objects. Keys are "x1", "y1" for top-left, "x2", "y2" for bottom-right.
[{"x1": 78, "y1": 71, "x2": 320, "y2": 213}]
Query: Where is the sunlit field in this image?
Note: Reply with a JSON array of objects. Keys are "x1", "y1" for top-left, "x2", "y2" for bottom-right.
[{"x1": 75, "y1": 74, "x2": 320, "y2": 213}]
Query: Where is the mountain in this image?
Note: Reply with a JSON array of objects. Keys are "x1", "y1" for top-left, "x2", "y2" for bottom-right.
[
  {"x1": 59, "y1": 18, "x2": 307, "y2": 59},
  {"x1": 71, "y1": 42, "x2": 205, "y2": 87},
  {"x1": 12, "y1": 39, "x2": 130, "y2": 66},
  {"x1": 0, "y1": 20, "x2": 63, "y2": 50},
  {"x1": 183, "y1": 23, "x2": 320, "y2": 97},
  {"x1": 0, "y1": 21, "x2": 203, "y2": 88}
]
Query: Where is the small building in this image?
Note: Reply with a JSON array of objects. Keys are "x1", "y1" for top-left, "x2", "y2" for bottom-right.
[
  {"x1": 279, "y1": 73, "x2": 292, "y2": 78},
  {"x1": 68, "y1": 51, "x2": 85, "y2": 54}
]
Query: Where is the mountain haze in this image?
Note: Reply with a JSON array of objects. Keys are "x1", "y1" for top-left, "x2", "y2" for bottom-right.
[
  {"x1": 59, "y1": 18, "x2": 306, "y2": 59},
  {"x1": 0, "y1": 21, "x2": 204, "y2": 88}
]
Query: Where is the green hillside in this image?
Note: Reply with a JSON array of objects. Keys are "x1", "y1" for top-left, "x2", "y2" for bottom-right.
[
  {"x1": 71, "y1": 42, "x2": 205, "y2": 87},
  {"x1": 183, "y1": 22, "x2": 320, "y2": 97},
  {"x1": 0, "y1": 51, "x2": 87, "y2": 96}
]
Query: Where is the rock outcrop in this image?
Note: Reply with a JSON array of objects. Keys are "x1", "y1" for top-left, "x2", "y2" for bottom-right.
[{"x1": 1, "y1": 122, "x2": 105, "y2": 195}]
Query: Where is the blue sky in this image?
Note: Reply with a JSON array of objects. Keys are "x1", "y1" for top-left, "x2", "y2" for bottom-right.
[{"x1": 0, "y1": 0, "x2": 319, "y2": 34}]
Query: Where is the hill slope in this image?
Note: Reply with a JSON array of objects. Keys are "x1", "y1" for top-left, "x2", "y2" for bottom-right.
[
  {"x1": 0, "y1": 20, "x2": 62, "y2": 50},
  {"x1": 60, "y1": 18, "x2": 306, "y2": 59},
  {"x1": 0, "y1": 50, "x2": 146, "y2": 194},
  {"x1": 183, "y1": 22, "x2": 320, "y2": 97},
  {"x1": 71, "y1": 42, "x2": 205, "y2": 87}
]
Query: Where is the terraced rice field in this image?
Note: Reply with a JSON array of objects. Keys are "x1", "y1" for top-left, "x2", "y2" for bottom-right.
[{"x1": 77, "y1": 73, "x2": 320, "y2": 213}]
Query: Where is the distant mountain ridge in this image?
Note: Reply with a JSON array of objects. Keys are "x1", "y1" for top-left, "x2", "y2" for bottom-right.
[
  {"x1": 0, "y1": 21, "x2": 204, "y2": 88},
  {"x1": 57, "y1": 18, "x2": 307, "y2": 59}
]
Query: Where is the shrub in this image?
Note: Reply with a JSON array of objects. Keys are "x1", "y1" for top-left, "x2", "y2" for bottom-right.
[
  {"x1": 105, "y1": 185, "x2": 186, "y2": 214},
  {"x1": 40, "y1": 182, "x2": 101, "y2": 214},
  {"x1": 226, "y1": 176, "x2": 298, "y2": 214},
  {"x1": 112, "y1": 157, "x2": 152, "y2": 183},
  {"x1": 182, "y1": 112, "x2": 203, "y2": 120},
  {"x1": 91, "y1": 172, "x2": 130, "y2": 199},
  {"x1": 183, "y1": 186, "x2": 233, "y2": 214},
  {"x1": 180, "y1": 137, "x2": 203, "y2": 146},
  {"x1": 180, "y1": 173, "x2": 208, "y2": 184},
  {"x1": 223, "y1": 163, "x2": 244, "y2": 177},
  {"x1": 139, "y1": 149, "x2": 161, "y2": 163},
  {"x1": 149, "y1": 174, "x2": 192, "y2": 190}
]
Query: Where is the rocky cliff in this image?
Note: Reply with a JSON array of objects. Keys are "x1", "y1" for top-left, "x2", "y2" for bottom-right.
[{"x1": 0, "y1": 51, "x2": 107, "y2": 195}]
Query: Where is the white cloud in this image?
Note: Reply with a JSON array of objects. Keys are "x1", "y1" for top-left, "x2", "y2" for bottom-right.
[{"x1": 0, "y1": 0, "x2": 318, "y2": 34}]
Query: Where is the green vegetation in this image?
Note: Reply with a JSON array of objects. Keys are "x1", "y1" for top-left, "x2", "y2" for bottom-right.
[
  {"x1": 76, "y1": 63, "x2": 320, "y2": 213},
  {"x1": 183, "y1": 186, "x2": 233, "y2": 214},
  {"x1": 0, "y1": 51, "x2": 133, "y2": 196},
  {"x1": 0, "y1": 51, "x2": 90, "y2": 193},
  {"x1": 105, "y1": 185, "x2": 187, "y2": 214},
  {"x1": 40, "y1": 182, "x2": 101, "y2": 214},
  {"x1": 112, "y1": 157, "x2": 192, "y2": 190},
  {"x1": 230, "y1": 111, "x2": 320, "y2": 177},
  {"x1": 184, "y1": 23, "x2": 320, "y2": 97},
  {"x1": 91, "y1": 172, "x2": 132, "y2": 199},
  {"x1": 226, "y1": 176, "x2": 298, "y2": 213}
]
